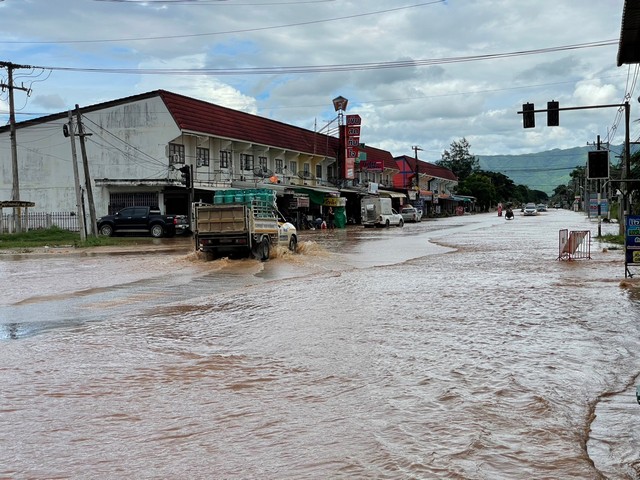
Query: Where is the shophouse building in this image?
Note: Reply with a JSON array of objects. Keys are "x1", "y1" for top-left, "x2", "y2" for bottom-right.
[{"x1": 0, "y1": 89, "x2": 459, "y2": 231}]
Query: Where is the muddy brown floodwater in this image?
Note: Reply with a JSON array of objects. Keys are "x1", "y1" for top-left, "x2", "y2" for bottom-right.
[{"x1": 1, "y1": 209, "x2": 640, "y2": 479}]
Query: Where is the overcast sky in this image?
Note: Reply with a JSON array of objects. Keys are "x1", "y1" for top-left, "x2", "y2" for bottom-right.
[{"x1": 0, "y1": 0, "x2": 633, "y2": 161}]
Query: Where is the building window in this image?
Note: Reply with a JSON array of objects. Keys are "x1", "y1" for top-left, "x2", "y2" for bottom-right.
[
  {"x1": 275, "y1": 158, "x2": 283, "y2": 174},
  {"x1": 327, "y1": 164, "x2": 336, "y2": 182},
  {"x1": 241, "y1": 154, "x2": 254, "y2": 171},
  {"x1": 289, "y1": 161, "x2": 297, "y2": 175},
  {"x1": 168, "y1": 143, "x2": 185, "y2": 164},
  {"x1": 258, "y1": 156, "x2": 268, "y2": 170},
  {"x1": 303, "y1": 163, "x2": 310, "y2": 175},
  {"x1": 196, "y1": 147, "x2": 210, "y2": 167},
  {"x1": 315, "y1": 164, "x2": 322, "y2": 179},
  {"x1": 220, "y1": 150, "x2": 230, "y2": 169}
]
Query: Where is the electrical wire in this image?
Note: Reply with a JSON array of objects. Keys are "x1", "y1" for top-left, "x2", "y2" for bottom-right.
[
  {"x1": 33, "y1": 39, "x2": 618, "y2": 75},
  {"x1": 82, "y1": 115, "x2": 169, "y2": 168},
  {"x1": 4, "y1": 1, "x2": 444, "y2": 45},
  {"x1": 95, "y1": 0, "x2": 335, "y2": 4}
]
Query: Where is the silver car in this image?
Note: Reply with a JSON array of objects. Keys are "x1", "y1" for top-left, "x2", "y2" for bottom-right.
[
  {"x1": 400, "y1": 205, "x2": 421, "y2": 223},
  {"x1": 523, "y1": 203, "x2": 537, "y2": 216}
]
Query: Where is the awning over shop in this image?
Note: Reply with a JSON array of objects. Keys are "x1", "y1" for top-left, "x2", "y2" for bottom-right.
[
  {"x1": 339, "y1": 186, "x2": 367, "y2": 194},
  {"x1": 292, "y1": 185, "x2": 340, "y2": 195},
  {"x1": 418, "y1": 189, "x2": 433, "y2": 201},
  {"x1": 292, "y1": 186, "x2": 339, "y2": 205},
  {"x1": 196, "y1": 185, "x2": 240, "y2": 191},
  {"x1": 378, "y1": 190, "x2": 407, "y2": 199},
  {"x1": 452, "y1": 195, "x2": 474, "y2": 202}
]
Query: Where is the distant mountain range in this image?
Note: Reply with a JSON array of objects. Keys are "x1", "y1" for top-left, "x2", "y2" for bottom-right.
[{"x1": 478, "y1": 145, "x2": 624, "y2": 195}]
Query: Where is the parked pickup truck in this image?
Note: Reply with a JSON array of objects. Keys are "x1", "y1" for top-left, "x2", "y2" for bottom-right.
[
  {"x1": 194, "y1": 189, "x2": 297, "y2": 261},
  {"x1": 361, "y1": 196, "x2": 404, "y2": 228},
  {"x1": 97, "y1": 206, "x2": 189, "y2": 238}
]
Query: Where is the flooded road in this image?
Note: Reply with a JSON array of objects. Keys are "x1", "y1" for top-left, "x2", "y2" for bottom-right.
[{"x1": 1, "y1": 209, "x2": 639, "y2": 479}]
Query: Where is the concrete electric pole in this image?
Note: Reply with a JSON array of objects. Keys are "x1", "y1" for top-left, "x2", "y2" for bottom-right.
[
  {"x1": 1, "y1": 61, "x2": 32, "y2": 232},
  {"x1": 75, "y1": 104, "x2": 98, "y2": 237},
  {"x1": 412, "y1": 145, "x2": 423, "y2": 189}
]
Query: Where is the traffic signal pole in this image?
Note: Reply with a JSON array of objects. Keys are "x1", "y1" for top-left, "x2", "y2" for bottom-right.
[{"x1": 518, "y1": 101, "x2": 631, "y2": 235}]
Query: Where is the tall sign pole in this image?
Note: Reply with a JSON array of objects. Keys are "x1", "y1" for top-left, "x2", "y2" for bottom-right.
[{"x1": 332, "y1": 96, "x2": 348, "y2": 186}]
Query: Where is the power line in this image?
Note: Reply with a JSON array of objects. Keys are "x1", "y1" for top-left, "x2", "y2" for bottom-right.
[
  {"x1": 94, "y1": 0, "x2": 335, "y2": 4},
  {"x1": 30, "y1": 39, "x2": 618, "y2": 76},
  {"x1": 3, "y1": 1, "x2": 444, "y2": 45}
]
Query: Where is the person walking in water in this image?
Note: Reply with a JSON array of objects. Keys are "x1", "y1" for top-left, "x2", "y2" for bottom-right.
[{"x1": 327, "y1": 207, "x2": 335, "y2": 229}]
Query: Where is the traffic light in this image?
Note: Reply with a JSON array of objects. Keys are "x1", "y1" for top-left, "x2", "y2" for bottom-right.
[
  {"x1": 522, "y1": 103, "x2": 535, "y2": 128},
  {"x1": 179, "y1": 165, "x2": 191, "y2": 188},
  {"x1": 587, "y1": 150, "x2": 609, "y2": 179},
  {"x1": 547, "y1": 100, "x2": 559, "y2": 126}
]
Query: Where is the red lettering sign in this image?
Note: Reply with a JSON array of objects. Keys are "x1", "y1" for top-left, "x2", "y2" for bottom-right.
[{"x1": 346, "y1": 114, "x2": 361, "y2": 125}]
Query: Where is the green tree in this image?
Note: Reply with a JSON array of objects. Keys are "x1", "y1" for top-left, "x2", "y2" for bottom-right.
[
  {"x1": 457, "y1": 173, "x2": 496, "y2": 211},
  {"x1": 477, "y1": 170, "x2": 517, "y2": 203},
  {"x1": 437, "y1": 137, "x2": 479, "y2": 182}
]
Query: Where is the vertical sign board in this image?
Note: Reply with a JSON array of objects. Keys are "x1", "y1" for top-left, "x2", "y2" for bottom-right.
[
  {"x1": 344, "y1": 114, "x2": 361, "y2": 180},
  {"x1": 588, "y1": 193, "x2": 609, "y2": 218},
  {"x1": 625, "y1": 215, "x2": 640, "y2": 269}
]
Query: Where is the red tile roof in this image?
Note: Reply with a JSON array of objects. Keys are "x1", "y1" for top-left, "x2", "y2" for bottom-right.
[
  {"x1": 359, "y1": 144, "x2": 398, "y2": 171},
  {"x1": 394, "y1": 155, "x2": 457, "y2": 181},
  {"x1": 158, "y1": 90, "x2": 340, "y2": 158}
]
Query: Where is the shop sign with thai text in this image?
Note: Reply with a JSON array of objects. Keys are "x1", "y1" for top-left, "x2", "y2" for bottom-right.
[
  {"x1": 343, "y1": 114, "x2": 362, "y2": 180},
  {"x1": 626, "y1": 215, "x2": 640, "y2": 265}
]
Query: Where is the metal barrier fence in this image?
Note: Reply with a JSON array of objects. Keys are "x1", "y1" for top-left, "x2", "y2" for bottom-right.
[
  {"x1": 558, "y1": 229, "x2": 591, "y2": 260},
  {"x1": 0, "y1": 212, "x2": 80, "y2": 234}
]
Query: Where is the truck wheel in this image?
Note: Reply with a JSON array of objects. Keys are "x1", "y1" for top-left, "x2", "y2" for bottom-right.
[
  {"x1": 288, "y1": 235, "x2": 297, "y2": 253},
  {"x1": 259, "y1": 237, "x2": 270, "y2": 261},
  {"x1": 385, "y1": 219, "x2": 390, "y2": 228},
  {"x1": 99, "y1": 224, "x2": 114, "y2": 237},
  {"x1": 399, "y1": 219, "x2": 404, "y2": 227},
  {"x1": 150, "y1": 224, "x2": 164, "y2": 238}
]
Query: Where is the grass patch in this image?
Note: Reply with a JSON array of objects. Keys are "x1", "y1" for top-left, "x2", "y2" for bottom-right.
[
  {"x1": 0, "y1": 227, "x2": 144, "y2": 249},
  {"x1": 597, "y1": 233, "x2": 624, "y2": 246}
]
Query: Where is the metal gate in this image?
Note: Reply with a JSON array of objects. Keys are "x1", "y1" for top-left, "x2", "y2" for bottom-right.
[
  {"x1": 558, "y1": 229, "x2": 591, "y2": 260},
  {"x1": 108, "y1": 193, "x2": 159, "y2": 214}
]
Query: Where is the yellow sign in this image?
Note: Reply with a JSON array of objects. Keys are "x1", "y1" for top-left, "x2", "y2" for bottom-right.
[{"x1": 323, "y1": 196, "x2": 346, "y2": 207}]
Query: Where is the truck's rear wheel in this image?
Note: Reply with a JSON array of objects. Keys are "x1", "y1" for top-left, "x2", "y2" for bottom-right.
[
  {"x1": 288, "y1": 235, "x2": 297, "y2": 253},
  {"x1": 150, "y1": 224, "x2": 164, "y2": 238},
  {"x1": 259, "y1": 237, "x2": 270, "y2": 261},
  {"x1": 253, "y1": 237, "x2": 270, "y2": 261}
]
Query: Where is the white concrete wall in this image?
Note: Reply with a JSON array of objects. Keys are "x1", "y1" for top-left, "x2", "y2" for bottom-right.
[{"x1": 0, "y1": 96, "x2": 181, "y2": 216}]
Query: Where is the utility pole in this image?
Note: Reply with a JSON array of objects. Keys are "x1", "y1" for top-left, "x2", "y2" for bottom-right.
[
  {"x1": 412, "y1": 145, "x2": 423, "y2": 189},
  {"x1": 74, "y1": 104, "x2": 97, "y2": 237},
  {"x1": 66, "y1": 111, "x2": 87, "y2": 242},
  {"x1": 1, "y1": 61, "x2": 32, "y2": 232}
]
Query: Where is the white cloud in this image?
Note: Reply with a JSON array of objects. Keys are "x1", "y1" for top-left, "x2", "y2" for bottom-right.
[{"x1": 0, "y1": 0, "x2": 631, "y2": 159}]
